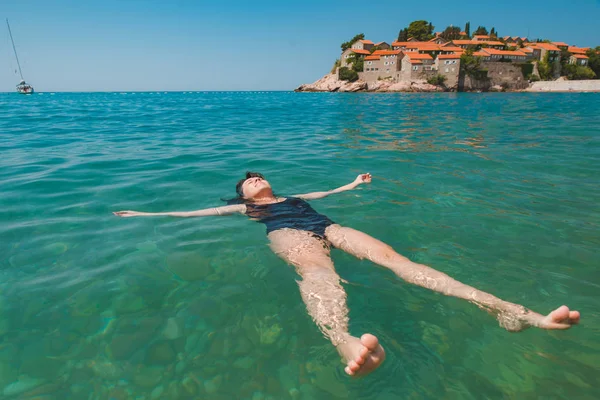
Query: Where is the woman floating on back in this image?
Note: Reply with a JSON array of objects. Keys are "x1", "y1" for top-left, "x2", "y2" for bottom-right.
[{"x1": 115, "y1": 172, "x2": 580, "y2": 376}]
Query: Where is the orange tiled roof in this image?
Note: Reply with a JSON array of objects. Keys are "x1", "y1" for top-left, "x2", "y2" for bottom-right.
[
  {"x1": 473, "y1": 35, "x2": 490, "y2": 39},
  {"x1": 374, "y1": 42, "x2": 388, "y2": 46},
  {"x1": 437, "y1": 54, "x2": 461, "y2": 59},
  {"x1": 359, "y1": 40, "x2": 374, "y2": 44},
  {"x1": 350, "y1": 49, "x2": 372, "y2": 55},
  {"x1": 572, "y1": 54, "x2": 589, "y2": 59},
  {"x1": 481, "y1": 48, "x2": 526, "y2": 56},
  {"x1": 372, "y1": 49, "x2": 402, "y2": 55},
  {"x1": 409, "y1": 59, "x2": 423, "y2": 64},
  {"x1": 520, "y1": 47, "x2": 533, "y2": 53},
  {"x1": 480, "y1": 41, "x2": 504, "y2": 46},
  {"x1": 530, "y1": 43, "x2": 560, "y2": 51},
  {"x1": 365, "y1": 55, "x2": 381, "y2": 60},
  {"x1": 552, "y1": 42, "x2": 569, "y2": 47},
  {"x1": 405, "y1": 53, "x2": 433, "y2": 60},
  {"x1": 460, "y1": 31, "x2": 467, "y2": 36},
  {"x1": 568, "y1": 46, "x2": 589, "y2": 54},
  {"x1": 441, "y1": 46, "x2": 464, "y2": 52},
  {"x1": 473, "y1": 51, "x2": 490, "y2": 57},
  {"x1": 391, "y1": 41, "x2": 411, "y2": 47},
  {"x1": 452, "y1": 40, "x2": 475, "y2": 45}
]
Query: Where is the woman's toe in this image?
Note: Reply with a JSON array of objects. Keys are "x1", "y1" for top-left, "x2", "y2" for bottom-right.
[{"x1": 360, "y1": 334, "x2": 380, "y2": 351}]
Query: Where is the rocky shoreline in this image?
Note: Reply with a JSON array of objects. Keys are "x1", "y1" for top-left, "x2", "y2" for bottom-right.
[
  {"x1": 295, "y1": 74, "x2": 600, "y2": 93},
  {"x1": 294, "y1": 74, "x2": 445, "y2": 93}
]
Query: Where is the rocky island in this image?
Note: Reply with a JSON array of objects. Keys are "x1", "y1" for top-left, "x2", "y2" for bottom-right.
[{"x1": 296, "y1": 20, "x2": 600, "y2": 93}]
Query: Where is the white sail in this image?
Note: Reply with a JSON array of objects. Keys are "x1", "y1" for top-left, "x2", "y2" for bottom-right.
[{"x1": 6, "y1": 19, "x2": 34, "y2": 94}]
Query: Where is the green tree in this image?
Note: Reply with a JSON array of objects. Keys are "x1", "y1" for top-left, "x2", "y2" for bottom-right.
[
  {"x1": 406, "y1": 20, "x2": 435, "y2": 41},
  {"x1": 440, "y1": 26, "x2": 462, "y2": 40},
  {"x1": 586, "y1": 47, "x2": 600, "y2": 78},
  {"x1": 562, "y1": 64, "x2": 596, "y2": 80},
  {"x1": 397, "y1": 28, "x2": 408, "y2": 42},
  {"x1": 346, "y1": 53, "x2": 364, "y2": 73},
  {"x1": 460, "y1": 49, "x2": 488, "y2": 80},
  {"x1": 341, "y1": 33, "x2": 365, "y2": 52},
  {"x1": 490, "y1": 27, "x2": 497, "y2": 38},
  {"x1": 538, "y1": 53, "x2": 553, "y2": 80},
  {"x1": 473, "y1": 26, "x2": 488, "y2": 36},
  {"x1": 427, "y1": 74, "x2": 447, "y2": 86},
  {"x1": 338, "y1": 67, "x2": 359, "y2": 82},
  {"x1": 464, "y1": 22, "x2": 471, "y2": 37}
]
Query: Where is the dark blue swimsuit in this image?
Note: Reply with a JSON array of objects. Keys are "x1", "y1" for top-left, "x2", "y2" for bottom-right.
[{"x1": 245, "y1": 197, "x2": 335, "y2": 238}]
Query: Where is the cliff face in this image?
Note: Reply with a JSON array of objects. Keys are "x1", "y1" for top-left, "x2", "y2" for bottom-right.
[{"x1": 295, "y1": 74, "x2": 443, "y2": 93}]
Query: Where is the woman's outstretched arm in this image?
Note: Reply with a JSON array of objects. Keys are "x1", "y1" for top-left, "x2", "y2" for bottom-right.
[
  {"x1": 113, "y1": 204, "x2": 246, "y2": 218},
  {"x1": 294, "y1": 173, "x2": 371, "y2": 200}
]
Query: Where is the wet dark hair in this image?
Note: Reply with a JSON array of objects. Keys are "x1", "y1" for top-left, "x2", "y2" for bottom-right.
[
  {"x1": 222, "y1": 172, "x2": 268, "y2": 205},
  {"x1": 235, "y1": 171, "x2": 265, "y2": 197}
]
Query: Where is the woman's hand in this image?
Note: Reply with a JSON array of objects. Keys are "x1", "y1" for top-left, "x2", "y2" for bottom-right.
[
  {"x1": 354, "y1": 173, "x2": 372, "y2": 185},
  {"x1": 113, "y1": 210, "x2": 142, "y2": 218}
]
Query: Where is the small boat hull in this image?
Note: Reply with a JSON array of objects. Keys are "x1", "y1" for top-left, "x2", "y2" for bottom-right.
[{"x1": 17, "y1": 85, "x2": 34, "y2": 94}]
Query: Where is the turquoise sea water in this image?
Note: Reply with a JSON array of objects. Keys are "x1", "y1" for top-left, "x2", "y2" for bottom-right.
[{"x1": 1, "y1": 91, "x2": 599, "y2": 399}]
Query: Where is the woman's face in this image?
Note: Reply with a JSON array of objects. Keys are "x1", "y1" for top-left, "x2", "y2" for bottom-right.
[{"x1": 241, "y1": 176, "x2": 272, "y2": 198}]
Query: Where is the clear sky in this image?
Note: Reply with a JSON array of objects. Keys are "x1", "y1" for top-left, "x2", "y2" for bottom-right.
[{"x1": 2, "y1": 0, "x2": 599, "y2": 92}]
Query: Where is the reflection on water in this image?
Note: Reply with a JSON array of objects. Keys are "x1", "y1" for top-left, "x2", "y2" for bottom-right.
[{"x1": 0, "y1": 92, "x2": 599, "y2": 399}]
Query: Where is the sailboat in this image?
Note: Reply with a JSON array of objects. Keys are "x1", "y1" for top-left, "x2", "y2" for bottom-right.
[{"x1": 6, "y1": 19, "x2": 34, "y2": 94}]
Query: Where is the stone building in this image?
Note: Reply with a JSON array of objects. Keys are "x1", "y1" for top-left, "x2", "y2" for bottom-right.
[
  {"x1": 480, "y1": 48, "x2": 527, "y2": 62},
  {"x1": 351, "y1": 39, "x2": 374, "y2": 52},
  {"x1": 341, "y1": 48, "x2": 371, "y2": 67},
  {"x1": 374, "y1": 41, "x2": 390, "y2": 50},
  {"x1": 361, "y1": 50, "x2": 401, "y2": 82},
  {"x1": 570, "y1": 54, "x2": 589, "y2": 66},
  {"x1": 434, "y1": 54, "x2": 461, "y2": 87},
  {"x1": 398, "y1": 53, "x2": 434, "y2": 81},
  {"x1": 527, "y1": 43, "x2": 561, "y2": 62}
]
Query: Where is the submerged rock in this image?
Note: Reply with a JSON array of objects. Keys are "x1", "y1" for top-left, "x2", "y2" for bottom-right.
[
  {"x1": 162, "y1": 317, "x2": 184, "y2": 340},
  {"x1": 108, "y1": 333, "x2": 147, "y2": 361},
  {"x1": 181, "y1": 376, "x2": 198, "y2": 395},
  {"x1": 167, "y1": 252, "x2": 212, "y2": 281},
  {"x1": 233, "y1": 356, "x2": 255, "y2": 370},
  {"x1": 150, "y1": 385, "x2": 165, "y2": 399},
  {"x1": 90, "y1": 359, "x2": 122, "y2": 380},
  {"x1": 203, "y1": 375, "x2": 223, "y2": 394},
  {"x1": 3, "y1": 377, "x2": 45, "y2": 397},
  {"x1": 146, "y1": 341, "x2": 176, "y2": 365},
  {"x1": 133, "y1": 366, "x2": 163, "y2": 388}
]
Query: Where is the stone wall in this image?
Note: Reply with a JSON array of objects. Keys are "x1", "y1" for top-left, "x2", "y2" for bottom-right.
[{"x1": 459, "y1": 62, "x2": 529, "y2": 91}]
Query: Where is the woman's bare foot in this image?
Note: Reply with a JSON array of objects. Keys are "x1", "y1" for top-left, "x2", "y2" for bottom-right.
[
  {"x1": 536, "y1": 305, "x2": 580, "y2": 330},
  {"x1": 336, "y1": 334, "x2": 385, "y2": 377}
]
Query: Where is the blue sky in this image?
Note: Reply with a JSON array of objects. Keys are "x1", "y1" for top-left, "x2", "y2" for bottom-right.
[{"x1": 2, "y1": 0, "x2": 599, "y2": 91}]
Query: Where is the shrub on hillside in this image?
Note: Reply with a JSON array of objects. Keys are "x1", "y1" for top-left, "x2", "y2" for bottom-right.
[
  {"x1": 427, "y1": 74, "x2": 447, "y2": 86},
  {"x1": 331, "y1": 59, "x2": 341, "y2": 74},
  {"x1": 562, "y1": 64, "x2": 596, "y2": 80},
  {"x1": 339, "y1": 67, "x2": 359, "y2": 82}
]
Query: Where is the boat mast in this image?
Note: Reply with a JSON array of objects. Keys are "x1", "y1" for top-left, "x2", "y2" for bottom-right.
[{"x1": 6, "y1": 19, "x2": 24, "y2": 81}]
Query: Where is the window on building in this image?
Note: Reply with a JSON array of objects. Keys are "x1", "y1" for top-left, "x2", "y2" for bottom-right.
[{"x1": 367, "y1": 61, "x2": 372, "y2": 65}]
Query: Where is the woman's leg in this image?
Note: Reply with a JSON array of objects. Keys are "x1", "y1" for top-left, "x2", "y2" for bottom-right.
[
  {"x1": 268, "y1": 228, "x2": 385, "y2": 376},
  {"x1": 325, "y1": 225, "x2": 580, "y2": 332}
]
